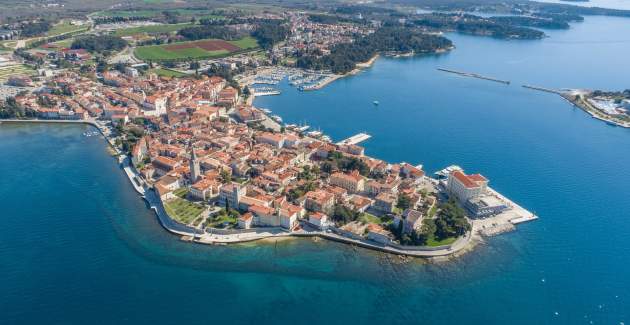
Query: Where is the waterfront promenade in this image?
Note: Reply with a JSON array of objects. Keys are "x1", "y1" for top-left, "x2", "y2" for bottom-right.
[
  {"x1": 1, "y1": 118, "x2": 533, "y2": 259},
  {"x1": 113, "y1": 148, "x2": 475, "y2": 257}
]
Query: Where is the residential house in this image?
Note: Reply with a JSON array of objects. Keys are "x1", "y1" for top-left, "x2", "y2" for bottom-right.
[{"x1": 329, "y1": 170, "x2": 364, "y2": 193}]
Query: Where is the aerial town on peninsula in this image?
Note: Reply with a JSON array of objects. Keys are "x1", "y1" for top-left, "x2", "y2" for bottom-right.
[
  {"x1": 12, "y1": 1, "x2": 619, "y2": 257},
  {"x1": 0, "y1": 66, "x2": 537, "y2": 257}
]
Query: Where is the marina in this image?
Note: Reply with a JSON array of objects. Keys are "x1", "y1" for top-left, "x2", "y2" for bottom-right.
[{"x1": 243, "y1": 67, "x2": 340, "y2": 93}]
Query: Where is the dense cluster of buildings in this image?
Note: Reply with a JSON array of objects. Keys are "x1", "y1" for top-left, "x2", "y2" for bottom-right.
[
  {"x1": 275, "y1": 12, "x2": 374, "y2": 59},
  {"x1": 10, "y1": 70, "x2": 239, "y2": 123},
  {"x1": 7, "y1": 67, "x2": 507, "y2": 245},
  {"x1": 55, "y1": 72, "x2": 441, "y2": 243}
]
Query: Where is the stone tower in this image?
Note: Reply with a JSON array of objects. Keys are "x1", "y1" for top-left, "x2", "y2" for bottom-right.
[{"x1": 189, "y1": 145, "x2": 200, "y2": 183}]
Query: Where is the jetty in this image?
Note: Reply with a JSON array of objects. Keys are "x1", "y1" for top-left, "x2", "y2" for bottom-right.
[
  {"x1": 336, "y1": 132, "x2": 371, "y2": 146},
  {"x1": 522, "y1": 84, "x2": 563, "y2": 95},
  {"x1": 253, "y1": 89, "x2": 281, "y2": 97},
  {"x1": 437, "y1": 68, "x2": 510, "y2": 85}
]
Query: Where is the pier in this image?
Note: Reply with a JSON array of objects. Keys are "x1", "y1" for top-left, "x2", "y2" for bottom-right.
[
  {"x1": 521, "y1": 84, "x2": 563, "y2": 95},
  {"x1": 437, "y1": 68, "x2": 510, "y2": 85},
  {"x1": 253, "y1": 90, "x2": 281, "y2": 97},
  {"x1": 336, "y1": 132, "x2": 371, "y2": 146}
]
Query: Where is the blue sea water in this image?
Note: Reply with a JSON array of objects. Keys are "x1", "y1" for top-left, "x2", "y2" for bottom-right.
[{"x1": 2, "y1": 15, "x2": 630, "y2": 325}]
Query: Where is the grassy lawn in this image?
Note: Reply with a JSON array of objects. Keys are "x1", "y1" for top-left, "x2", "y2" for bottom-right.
[
  {"x1": 148, "y1": 68, "x2": 188, "y2": 78},
  {"x1": 47, "y1": 22, "x2": 89, "y2": 37},
  {"x1": 114, "y1": 23, "x2": 195, "y2": 37},
  {"x1": 38, "y1": 38, "x2": 73, "y2": 50},
  {"x1": 207, "y1": 214, "x2": 238, "y2": 228},
  {"x1": 52, "y1": 39, "x2": 73, "y2": 47},
  {"x1": 228, "y1": 36, "x2": 258, "y2": 49},
  {"x1": 358, "y1": 212, "x2": 381, "y2": 224},
  {"x1": 164, "y1": 197, "x2": 205, "y2": 225},
  {"x1": 426, "y1": 236, "x2": 457, "y2": 247},
  {"x1": 172, "y1": 187, "x2": 189, "y2": 198}
]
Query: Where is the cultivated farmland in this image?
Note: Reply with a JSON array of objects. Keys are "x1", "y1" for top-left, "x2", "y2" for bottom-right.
[{"x1": 134, "y1": 37, "x2": 258, "y2": 61}]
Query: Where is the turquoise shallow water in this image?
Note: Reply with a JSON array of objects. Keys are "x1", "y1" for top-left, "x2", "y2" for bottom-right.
[{"x1": 2, "y1": 15, "x2": 630, "y2": 325}]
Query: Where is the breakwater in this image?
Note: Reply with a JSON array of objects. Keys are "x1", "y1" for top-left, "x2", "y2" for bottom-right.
[
  {"x1": 521, "y1": 84, "x2": 563, "y2": 94},
  {"x1": 437, "y1": 68, "x2": 510, "y2": 85}
]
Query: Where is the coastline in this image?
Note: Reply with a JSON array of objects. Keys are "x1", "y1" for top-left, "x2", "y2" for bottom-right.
[
  {"x1": 0, "y1": 119, "x2": 474, "y2": 258},
  {"x1": 561, "y1": 92, "x2": 630, "y2": 128},
  {"x1": 0, "y1": 43, "x2": 538, "y2": 260},
  {"x1": 520, "y1": 86, "x2": 630, "y2": 128}
]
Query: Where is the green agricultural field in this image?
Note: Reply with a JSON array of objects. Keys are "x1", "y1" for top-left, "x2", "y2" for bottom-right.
[
  {"x1": 114, "y1": 23, "x2": 195, "y2": 37},
  {"x1": 134, "y1": 37, "x2": 258, "y2": 61},
  {"x1": 95, "y1": 9, "x2": 222, "y2": 18},
  {"x1": 164, "y1": 197, "x2": 205, "y2": 225},
  {"x1": 136, "y1": 46, "x2": 227, "y2": 60},
  {"x1": 47, "y1": 22, "x2": 89, "y2": 37},
  {"x1": 229, "y1": 37, "x2": 259, "y2": 50}
]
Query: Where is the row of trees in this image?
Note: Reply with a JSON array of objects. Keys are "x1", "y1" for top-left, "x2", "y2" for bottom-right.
[
  {"x1": 297, "y1": 26, "x2": 452, "y2": 74},
  {"x1": 0, "y1": 97, "x2": 36, "y2": 119},
  {"x1": 178, "y1": 25, "x2": 245, "y2": 41},
  {"x1": 252, "y1": 20, "x2": 289, "y2": 50}
]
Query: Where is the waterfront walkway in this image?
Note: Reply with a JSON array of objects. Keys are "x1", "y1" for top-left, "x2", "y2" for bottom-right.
[
  {"x1": 116, "y1": 152, "x2": 474, "y2": 256},
  {"x1": 0, "y1": 119, "x2": 526, "y2": 258},
  {"x1": 472, "y1": 187, "x2": 538, "y2": 236}
]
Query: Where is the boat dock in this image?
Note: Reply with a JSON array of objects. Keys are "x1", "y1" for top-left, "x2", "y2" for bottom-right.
[
  {"x1": 437, "y1": 68, "x2": 510, "y2": 85},
  {"x1": 336, "y1": 133, "x2": 371, "y2": 146},
  {"x1": 473, "y1": 187, "x2": 538, "y2": 237},
  {"x1": 521, "y1": 84, "x2": 563, "y2": 95},
  {"x1": 253, "y1": 90, "x2": 281, "y2": 97}
]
